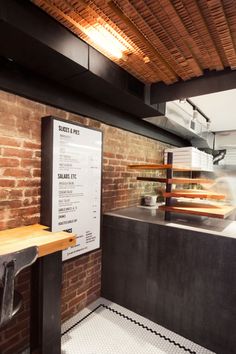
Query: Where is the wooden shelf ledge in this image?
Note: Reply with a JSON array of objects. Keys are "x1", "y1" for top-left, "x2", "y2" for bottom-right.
[
  {"x1": 129, "y1": 164, "x2": 213, "y2": 172},
  {"x1": 128, "y1": 164, "x2": 172, "y2": 170},
  {"x1": 163, "y1": 190, "x2": 225, "y2": 200},
  {"x1": 159, "y1": 204, "x2": 235, "y2": 219},
  {"x1": 0, "y1": 224, "x2": 76, "y2": 257},
  {"x1": 137, "y1": 177, "x2": 213, "y2": 184}
]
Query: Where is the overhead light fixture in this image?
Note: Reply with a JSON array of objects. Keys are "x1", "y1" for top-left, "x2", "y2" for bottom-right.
[{"x1": 85, "y1": 24, "x2": 127, "y2": 59}]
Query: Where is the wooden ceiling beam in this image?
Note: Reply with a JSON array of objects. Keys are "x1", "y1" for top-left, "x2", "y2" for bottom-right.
[
  {"x1": 170, "y1": 0, "x2": 213, "y2": 70},
  {"x1": 206, "y1": 0, "x2": 236, "y2": 69},
  {"x1": 177, "y1": 0, "x2": 224, "y2": 71},
  {"x1": 129, "y1": 0, "x2": 202, "y2": 81},
  {"x1": 107, "y1": 0, "x2": 177, "y2": 84},
  {"x1": 154, "y1": 0, "x2": 203, "y2": 76},
  {"x1": 40, "y1": 0, "x2": 85, "y2": 32},
  {"x1": 222, "y1": 0, "x2": 236, "y2": 59},
  {"x1": 91, "y1": 0, "x2": 171, "y2": 83},
  {"x1": 197, "y1": 0, "x2": 229, "y2": 67}
]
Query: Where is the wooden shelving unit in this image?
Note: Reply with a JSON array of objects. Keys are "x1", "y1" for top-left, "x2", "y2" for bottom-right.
[{"x1": 129, "y1": 153, "x2": 235, "y2": 220}]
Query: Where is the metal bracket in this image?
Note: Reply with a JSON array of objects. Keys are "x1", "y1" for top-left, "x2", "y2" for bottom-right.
[
  {"x1": 0, "y1": 246, "x2": 38, "y2": 327},
  {"x1": 165, "y1": 152, "x2": 173, "y2": 221}
]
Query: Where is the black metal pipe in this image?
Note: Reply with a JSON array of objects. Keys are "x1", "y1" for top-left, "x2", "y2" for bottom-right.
[{"x1": 186, "y1": 98, "x2": 211, "y2": 123}]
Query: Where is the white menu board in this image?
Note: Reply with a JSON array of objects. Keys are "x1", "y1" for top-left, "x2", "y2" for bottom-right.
[{"x1": 51, "y1": 119, "x2": 102, "y2": 260}]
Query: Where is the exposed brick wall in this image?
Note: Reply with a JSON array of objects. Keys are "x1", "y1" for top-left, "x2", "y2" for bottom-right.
[{"x1": 0, "y1": 90, "x2": 170, "y2": 353}]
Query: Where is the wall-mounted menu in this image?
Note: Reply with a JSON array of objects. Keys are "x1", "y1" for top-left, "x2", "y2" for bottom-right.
[{"x1": 41, "y1": 116, "x2": 102, "y2": 260}]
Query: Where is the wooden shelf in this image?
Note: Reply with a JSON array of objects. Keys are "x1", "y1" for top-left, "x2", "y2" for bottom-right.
[
  {"x1": 128, "y1": 164, "x2": 172, "y2": 170},
  {"x1": 129, "y1": 164, "x2": 213, "y2": 172},
  {"x1": 168, "y1": 178, "x2": 213, "y2": 184},
  {"x1": 137, "y1": 177, "x2": 213, "y2": 184},
  {"x1": 163, "y1": 190, "x2": 225, "y2": 200},
  {"x1": 0, "y1": 224, "x2": 76, "y2": 257},
  {"x1": 137, "y1": 177, "x2": 167, "y2": 182},
  {"x1": 159, "y1": 203, "x2": 235, "y2": 219}
]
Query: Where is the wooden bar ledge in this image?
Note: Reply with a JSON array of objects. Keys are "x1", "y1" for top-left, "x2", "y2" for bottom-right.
[{"x1": 0, "y1": 224, "x2": 76, "y2": 257}]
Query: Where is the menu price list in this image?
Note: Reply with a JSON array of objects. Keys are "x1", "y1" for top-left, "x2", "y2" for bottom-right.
[{"x1": 51, "y1": 119, "x2": 102, "y2": 260}]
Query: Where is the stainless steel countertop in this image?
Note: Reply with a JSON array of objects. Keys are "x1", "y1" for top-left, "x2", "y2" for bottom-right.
[{"x1": 104, "y1": 206, "x2": 236, "y2": 239}]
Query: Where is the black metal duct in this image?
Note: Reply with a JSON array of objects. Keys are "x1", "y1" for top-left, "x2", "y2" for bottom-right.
[{"x1": 213, "y1": 150, "x2": 226, "y2": 165}]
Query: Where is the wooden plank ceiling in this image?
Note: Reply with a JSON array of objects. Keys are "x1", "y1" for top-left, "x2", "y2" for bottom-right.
[{"x1": 33, "y1": 0, "x2": 236, "y2": 84}]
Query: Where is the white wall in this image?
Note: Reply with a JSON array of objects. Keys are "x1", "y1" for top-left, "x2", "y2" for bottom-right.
[{"x1": 190, "y1": 89, "x2": 236, "y2": 132}]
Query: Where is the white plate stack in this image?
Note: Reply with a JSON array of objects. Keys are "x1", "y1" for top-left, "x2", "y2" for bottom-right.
[{"x1": 164, "y1": 147, "x2": 213, "y2": 171}]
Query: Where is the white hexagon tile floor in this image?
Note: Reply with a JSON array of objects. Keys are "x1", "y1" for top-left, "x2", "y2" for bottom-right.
[{"x1": 61, "y1": 297, "x2": 215, "y2": 354}]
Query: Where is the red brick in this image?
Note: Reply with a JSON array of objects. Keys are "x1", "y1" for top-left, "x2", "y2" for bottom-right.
[
  {"x1": 104, "y1": 152, "x2": 115, "y2": 158},
  {"x1": 23, "y1": 141, "x2": 41, "y2": 149},
  {"x1": 0, "y1": 200, "x2": 22, "y2": 209},
  {"x1": 104, "y1": 165, "x2": 115, "y2": 172},
  {"x1": 23, "y1": 215, "x2": 40, "y2": 225},
  {"x1": 3, "y1": 168, "x2": 31, "y2": 178},
  {"x1": 0, "y1": 179, "x2": 16, "y2": 187},
  {"x1": 0, "y1": 333, "x2": 20, "y2": 349},
  {"x1": 102, "y1": 178, "x2": 113, "y2": 185},
  {"x1": 0, "y1": 115, "x2": 16, "y2": 128},
  {"x1": 9, "y1": 206, "x2": 39, "y2": 218},
  {"x1": 17, "y1": 179, "x2": 40, "y2": 187},
  {"x1": 0, "y1": 190, "x2": 8, "y2": 199},
  {"x1": 22, "y1": 197, "x2": 40, "y2": 207},
  {"x1": 62, "y1": 291, "x2": 77, "y2": 304},
  {"x1": 68, "y1": 293, "x2": 86, "y2": 308},
  {"x1": 8, "y1": 189, "x2": 23, "y2": 198},
  {"x1": 0, "y1": 157, "x2": 19, "y2": 167},
  {"x1": 45, "y1": 106, "x2": 68, "y2": 119},
  {"x1": 0, "y1": 91, "x2": 17, "y2": 103},
  {"x1": 108, "y1": 159, "x2": 121, "y2": 165},
  {"x1": 88, "y1": 120, "x2": 101, "y2": 129},
  {"x1": 24, "y1": 188, "x2": 40, "y2": 197},
  {"x1": 86, "y1": 292, "x2": 100, "y2": 305},
  {"x1": 3, "y1": 147, "x2": 32, "y2": 158},
  {"x1": 4, "y1": 218, "x2": 24, "y2": 229},
  {"x1": 4, "y1": 340, "x2": 27, "y2": 354},
  {"x1": 116, "y1": 154, "x2": 124, "y2": 159},
  {"x1": 32, "y1": 169, "x2": 41, "y2": 177},
  {"x1": 34, "y1": 150, "x2": 41, "y2": 158},
  {"x1": 21, "y1": 159, "x2": 40, "y2": 168},
  {"x1": 0, "y1": 136, "x2": 22, "y2": 147},
  {"x1": 61, "y1": 308, "x2": 76, "y2": 322}
]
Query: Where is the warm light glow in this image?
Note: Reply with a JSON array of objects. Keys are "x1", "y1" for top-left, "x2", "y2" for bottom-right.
[
  {"x1": 85, "y1": 24, "x2": 127, "y2": 59},
  {"x1": 143, "y1": 56, "x2": 150, "y2": 63}
]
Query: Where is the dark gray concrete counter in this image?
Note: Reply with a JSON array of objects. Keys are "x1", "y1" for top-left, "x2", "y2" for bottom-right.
[
  {"x1": 102, "y1": 207, "x2": 236, "y2": 354},
  {"x1": 105, "y1": 206, "x2": 236, "y2": 239}
]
